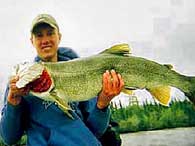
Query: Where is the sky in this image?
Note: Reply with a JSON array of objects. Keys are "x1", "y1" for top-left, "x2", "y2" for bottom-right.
[{"x1": 0, "y1": 0, "x2": 195, "y2": 101}]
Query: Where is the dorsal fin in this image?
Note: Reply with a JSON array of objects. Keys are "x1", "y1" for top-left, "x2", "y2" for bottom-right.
[
  {"x1": 100, "y1": 43, "x2": 131, "y2": 55},
  {"x1": 164, "y1": 64, "x2": 173, "y2": 70}
]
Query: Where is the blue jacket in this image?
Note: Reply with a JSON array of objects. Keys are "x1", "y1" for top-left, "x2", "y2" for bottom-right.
[{"x1": 0, "y1": 47, "x2": 110, "y2": 146}]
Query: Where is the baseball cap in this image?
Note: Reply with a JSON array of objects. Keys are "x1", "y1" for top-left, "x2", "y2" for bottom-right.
[{"x1": 31, "y1": 14, "x2": 59, "y2": 33}]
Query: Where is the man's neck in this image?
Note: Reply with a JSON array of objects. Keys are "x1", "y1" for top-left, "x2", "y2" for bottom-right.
[{"x1": 43, "y1": 54, "x2": 58, "y2": 62}]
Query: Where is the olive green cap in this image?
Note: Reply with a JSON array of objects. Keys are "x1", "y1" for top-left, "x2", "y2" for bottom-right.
[{"x1": 31, "y1": 14, "x2": 59, "y2": 33}]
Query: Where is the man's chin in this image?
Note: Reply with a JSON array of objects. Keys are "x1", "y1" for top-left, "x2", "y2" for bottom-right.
[{"x1": 42, "y1": 55, "x2": 53, "y2": 62}]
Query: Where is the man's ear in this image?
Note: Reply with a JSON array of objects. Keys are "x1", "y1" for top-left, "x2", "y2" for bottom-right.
[
  {"x1": 58, "y1": 32, "x2": 62, "y2": 41},
  {"x1": 30, "y1": 35, "x2": 34, "y2": 45}
]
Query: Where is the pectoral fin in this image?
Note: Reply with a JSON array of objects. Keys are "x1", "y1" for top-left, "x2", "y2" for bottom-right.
[
  {"x1": 53, "y1": 96, "x2": 74, "y2": 119},
  {"x1": 148, "y1": 86, "x2": 171, "y2": 106},
  {"x1": 50, "y1": 91, "x2": 74, "y2": 119}
]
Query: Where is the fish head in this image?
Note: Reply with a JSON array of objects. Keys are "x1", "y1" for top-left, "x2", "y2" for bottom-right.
[{"x1": 14, "y1": 62, "x2": 45, "y2": 88}]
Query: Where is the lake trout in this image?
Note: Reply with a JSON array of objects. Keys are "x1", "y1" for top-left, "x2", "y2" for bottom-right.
[{"x1": 13, "y1": 44, "x2": 195, "y2": 118}]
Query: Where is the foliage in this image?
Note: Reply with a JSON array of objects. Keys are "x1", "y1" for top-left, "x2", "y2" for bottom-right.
[{"x1": 111, "y1": 100, "x2": 195, "y2": 133}]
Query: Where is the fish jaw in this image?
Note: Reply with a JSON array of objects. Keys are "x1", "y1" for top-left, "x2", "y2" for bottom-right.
[{"x1": 15, "y1": 63, "x2": 44, "y2": 88}]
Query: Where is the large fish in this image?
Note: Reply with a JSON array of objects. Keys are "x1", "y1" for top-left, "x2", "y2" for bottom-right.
[{"x1": 13, "y1": 44, "x2": 195, "y2": 118}]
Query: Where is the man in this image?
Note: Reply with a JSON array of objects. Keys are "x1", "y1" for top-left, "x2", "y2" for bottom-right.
[{"x1": 0, "y1": 14, "x2": 124, "y2": 146}]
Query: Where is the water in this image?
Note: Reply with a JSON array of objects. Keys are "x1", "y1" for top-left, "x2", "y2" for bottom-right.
[{"x1": 121, "y1": 127, "x2": 195, "y2": 146}]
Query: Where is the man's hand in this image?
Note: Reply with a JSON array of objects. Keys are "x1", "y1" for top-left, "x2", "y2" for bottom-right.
[
  {"x1": 97, "y1": 70, "x2": 124, "y2": 109},
  {"x1": 7, "y1": 76, "x2": 30, "y2": 106}
]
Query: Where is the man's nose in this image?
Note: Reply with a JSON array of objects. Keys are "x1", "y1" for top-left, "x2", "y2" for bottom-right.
[{"x1": 41, "y1": 36, "x2": 50, "y2": 44}]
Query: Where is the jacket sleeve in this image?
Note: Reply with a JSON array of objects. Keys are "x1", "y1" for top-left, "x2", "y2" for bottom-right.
[
  {"x1": 78, "y1": 97, "x2": 111, "y2": 138},
  {"x1": 0, "y1": 86, "x2": 25, "y2": 145}
]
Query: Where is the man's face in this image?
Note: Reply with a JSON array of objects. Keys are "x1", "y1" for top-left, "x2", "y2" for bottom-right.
[{"x1": 31, "y1": 24, "x2": 61, "y2": 62}]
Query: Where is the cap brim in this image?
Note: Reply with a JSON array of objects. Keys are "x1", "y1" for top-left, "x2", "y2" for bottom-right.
[{"x1": 31, "y1": 20, "x2": 58, "y2": 33}]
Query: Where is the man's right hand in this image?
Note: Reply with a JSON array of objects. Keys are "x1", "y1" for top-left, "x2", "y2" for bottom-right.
[{"x1": 7, "y1": 76, "x2": 30, "y2": 106}]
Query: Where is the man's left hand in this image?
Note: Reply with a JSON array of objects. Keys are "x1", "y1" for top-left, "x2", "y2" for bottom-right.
[{"x1": 97, "y1": 70, "x2": 124, "y2": 109}]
